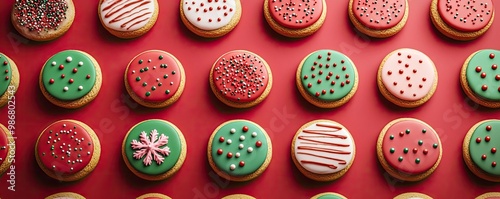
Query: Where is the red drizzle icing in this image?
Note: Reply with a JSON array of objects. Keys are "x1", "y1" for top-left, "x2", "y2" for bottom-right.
[{"x1": 102, "y1": 0, "x2": 153, "y2": 30}]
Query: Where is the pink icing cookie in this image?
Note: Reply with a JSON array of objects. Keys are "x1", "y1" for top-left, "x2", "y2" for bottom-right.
[
  {"x1": 267, "y1": 0, "x2": 324, "y2": 29},
  {"x1": 437, "y1": 0, "x2": 494, "y2": 32},
  {"x1": 351, "y1": 0, "x2": 406, "y2": 30}
]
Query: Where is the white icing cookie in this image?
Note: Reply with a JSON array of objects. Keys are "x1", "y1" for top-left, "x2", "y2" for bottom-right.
[
  {"x1": 99, "y1": 0, "x2": 155, "y2": 31},
  {"x1": 182, "y1": 0, "x2": 237, "y2": 30}
]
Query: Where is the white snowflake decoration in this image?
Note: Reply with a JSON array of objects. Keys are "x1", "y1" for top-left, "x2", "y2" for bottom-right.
[{"x1": 131, "y1": 129, "x2": 170, "y2": 166}]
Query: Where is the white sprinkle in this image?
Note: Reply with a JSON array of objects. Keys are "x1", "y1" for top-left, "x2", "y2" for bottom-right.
[
  {"x1": 247, "y1": 147, "x2": 253, "y2": 153},
  {"x1": 252, "y1": 132, "x2": 257, "y2": 137},
  {"x1": 226, "y1": 139, "x2": 232, "y2": 144},
  {"x1": 51, "y1": 61, "x2": 56, "y2": 66},
  {"x1": 66, "y1": 56, "x2": 72, "y2": 62},
  {"x1": 230, "y1": 164, "x2": 236, "y2": 170},
  {"x1": 235, "y1": 152, "x2": 240, "y2": 158},
  {"x1": 239, "y1": 144, "x2": 244, "y2": 149},
  {"x1": 63, "y1": 86, "x2": 69, "y2": 91},
  {"x1": 230, "y1": 128, "x2": 236, "y2": 134},
  {"x1": 78, "y1": 86, "x2": 83, "y2": 90},
  {"x1": 78, "y1": 61, "x2": 83, "y2": 66},
  {"x1": 240, "y1": 135, "x2": 245, "y2": 141}
]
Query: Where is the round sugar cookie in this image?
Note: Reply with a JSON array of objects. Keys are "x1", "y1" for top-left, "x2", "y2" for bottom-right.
[
  {"x1": 463, "y1": 120, "x2": 500, "y2": 182},
  {"x1": 476, "y1": 192, "x2": 500, "y2": 199},
  {"x1": 0, "y1": 53, "x2": 20, "y2": 108},
  {"x1": 221, "y1": 194, "x2": 256, "y2": 199},
  {"x1": 394, "y1": 192, "x2": 433, "y2": 199},
  {"x1": 136, "y1": 193, "x2": 172, "y2": 199},
  {"x1": 45, "y1": 192, "x2": 86, "y2": 199},
  {"x1": 0, "y1": 123, "x2": 14, "y2": 176},
  {"x1": 310, "y1": 192, "x2": 348, "y2": 199}
]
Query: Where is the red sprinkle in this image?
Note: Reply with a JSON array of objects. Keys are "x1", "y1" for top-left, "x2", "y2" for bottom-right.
[
  {"x1": 217, "y1": 149, "x2": 223, "y2": 155},
  {"x1": 239, "y1": 161, "x2": 245, "y2": 167},
  {"x1": 219, "y1": 136, "x2": 225, "y2": 142},
  {"x1": 490, "y1": 53, "x2": 495, "y2": 59},
  {"x1": 487, "y1": 126, "x2": 493, "y2": 131},
  {"x1": 256, "y1": 141, "x2": 262, "y2": 147},
  {"x1": 476, "y1": 66, "x2": 482, "y2": 72},
  {"x1": 482, "y1": 154, "x2": 487, "y2": 160},
  {"x1": 485, "y1": 136, "x2": 491, "y2": 142},
  {"x1": 476, "y1": 137, "x2": 482, "y2": 143},
  {"x1": 242, "y1": 126, "x2": 249, "y2": 132},
  {"x1": 227, "y1": 152, "x2": 233, "y2": 158},
  {"x1": 482, "y1": 85, "x2": 488, "y2": 91}
]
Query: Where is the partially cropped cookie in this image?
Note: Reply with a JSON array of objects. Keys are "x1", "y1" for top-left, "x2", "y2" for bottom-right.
[
  {"x1": 430, "y1": 0, "x2": 495, "y2": 41},
  {"x1": 296, "y1": 50, "x2": 358, "y2": 108},
  {"x1": 394, "y1": 192, "x2": 433, "y2": 199},
  {"x1": 180, "y1": 0, "x2": 241, "y2": 38},
  {"x1": 310, "y1": 192, "x2": 348, "y2": 199},
  {"x1": 0, "y1": 53, "x2": 20, "y2": 107},
  {"x1": 0, "y1": 123, "x2": 14, "y2": 176},
  {"x1": 98, "y1": 0, "x2": 159, "y2": 39},
  {"x1": 476, "y1": 192, "x2": 500, "y2": 199},
  {"x1": 377, "y1": 48, "x2": 438, "y2": 108},
  {"x1": 11, "y1": 0, "x2": 75, "y2": 41},
  {"x1": 460, "y1": 49, "x2": 500, "y2": 108},
  {"x1": 463, "y1": 120, "x2": 500, "y2": 182},
  {"x1": 45, "y1": 192, "x2": 85, "y2": 199},
  {"x1": 348, "y1": 0, "x2": 409, "y2": 38},
  {"x1": 221, "y1": 194, "x2": 256, "y2": 199},
  {"x1": 264, "y1": 0, "x2": 327, "y2": 38},
  {"x1": 136, "y1": 193, "x2": 172, "y2": 199},
  {"x1": 39, "y1": 50, "x2": 102, "y2": 109}
]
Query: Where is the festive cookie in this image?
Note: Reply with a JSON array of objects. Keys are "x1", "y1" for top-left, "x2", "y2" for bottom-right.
[
  {"x1": 377, "y1": 48, "x2": 438, "y2": 108},
  {"x1": 221, "y1": 194, "x2": 256, "y2": 199},
  {"x1": 122, "y1": 119, "x2": 186, "y2": 181},
  {"x1": 98, "y1": 0, "x2": 159, "y2": 39},
  {"x1": 39, "y1": 50, "x2": 102, "y2": 109},
  {"x1": 45, "y1": 192, "x2": 86, "y2": 199},
  {"x1": 430, "y1": 0, "x2": 495, "y2": 41},
  {"x1": 377, "y1": 118, "x2": 442, "y2": 181},
  {"x1": 35, "y1": 120, "x2": 101, "y2": 181},
  {"x1": 264, "y1": 0, "x2": 327, "y2": 38},
  {"x1": 463, "y1": 120, "x2": 500, "y2": 182},
  {"x1": 476, "y1": 192, "x2": 500, "y2": 199},
  {"x1": 296, "y1": 49, "x2": 359, "y2": 108},
  {"x1": 136, "y1": 193, "x2": 172, "y2": 199},
  {"x1": 460, "y1": 49, "x2": 500, "y2": 108},
  {"x1": 125, "y1": 50, "x2": 185, "y2": 108},
  {"x1": 0, "y1": 123, "x2": 14, "y2": 176},
  {"x1": 208, "y1": 120, "x2": 272, "y2": 181},
  {"x1": 348, "y1": 0, "x2": 409, "y2": 38},
  {"x1": 310, "y1": 192, "x2": 348, "y2": 199},
  {"x1": 180, "y1": 0, "x2": 242, "y2": 38},
  {"x1": 11, "y1": 0, "x2": 75, "y2": 41},
  {"x1": 0, "y1": 53, "x2": 20, "y2": 108},
  {"x1": 209, "y1": 50, "x2": 272, "y2": 108},
  {"x1": 292, "y1": 120, "x2": 355, "y2": 181},
  {"x1": 393, "y1": 192, "x2": 433, "y2": 199}
]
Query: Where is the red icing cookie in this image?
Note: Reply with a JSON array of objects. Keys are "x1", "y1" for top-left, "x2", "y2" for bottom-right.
[
  {"x1": 268, "y1": 0, "x2": 323, "y2": 29},
  {"x1": 437, "y1": 0, "x2": 494, "y2": 32},
  {"x1": 125, "y1": 50, "x2": 185, "y2": 108},
  {"x1": 351, "y1": 0, "x2": 406, "y2": 30},
  {"x1": 0, "y1": 123, "x2": 13, "y2": 176},
  {"x1": 35, "y1": 120, "x2": 101, "y2": 181}
]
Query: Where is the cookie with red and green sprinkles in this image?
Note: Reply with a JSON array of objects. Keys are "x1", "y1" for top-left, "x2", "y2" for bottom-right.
[
  {"x1": 11, "y1": 0, "x2": 75, "y2": 41},
  {"x1": 208, "y1": 119, "x2": 272, "y2": 181},
  {"x1": 35, "y1": 120, "x2": 101, "y2": 182},
  {"x1": 377, "y1": 118, "x2": 442, "y2": 181},
  {"x1": 45, "y1": 192, "x2": 86, "y2": 199},
  {"x1": 296, "y1": 49, "x2": 359, "y2": 108},
  {"x1": 125, "y1": 50, "x2": 185, "y2": 108},
  {"x1": 310, "y1": 192, "x2": 348, "y2": 199},
  {"x1": 463, "y1": 120, "x2": 500, "y2": 182},
  {"x1": 460, "y1": 49, "x2": 500, "y2": 108},
  {"x1": 0, "y1": 123, "x2": 14, "y2": 176},
  {"x1": 209, "y1": 50, "x2": 272, "y2": 108},
  {"x1": 39, "y1": 50, "x2": 102, "y2": 109},
  {"x1": 136, "y1": 193, "x2": 172, "y2": 199},
  {"x1": 0, "y1": 53, "x2": 20, "y2": 108}
]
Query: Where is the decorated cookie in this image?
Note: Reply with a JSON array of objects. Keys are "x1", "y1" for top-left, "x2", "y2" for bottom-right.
[
  {"x1": 393, "y1": 192, "x2": 433, "y2": 199},
  {"x1": 476, "y1": 192, "x2": 500, "y2": 199},
  {"x1": 460, "y1": 49, "x2": 500, "y2": 108},
  {"x1": 0, "y1": 53, "x2": 20, "y2": 108},
  {"x1": 292, "y1": 120, "x2": 355, "y2": 181},
  {"x1": 221, "y1": 194, "x2": 256, "y2": 199},
  {"x1": 39, "y1": 50, "x2": 102, "y2": 109},
  {"x1": 180, "y1": 0, "x2": 242, "y2": 38},
  {"x1": 208, "y1": 120, "x2": 272, "y2": 181},
  {"x1": 0, "y1": 123, "x2": 14, "y2": 176},
  {"x1": 35, "y1": 120, "x2": 101, "y2": 181},
  {"x1": 377, "y1": 48, "x2": 438, "y2": 108},
  {"x1": 136, "y1": 193, "x2": 172, "y2": 199},
  {"x1": 125, "y1": 50, "x2": 185, "y2": 108},
  {"x1": 209, "y1": 50, "x2": 273, "y2": 108},
  {"x1": 430, "y1": 0, "x2": 495, "y2": 41},
  {"x1": 310, "y1": 192, "x2": 348, "y2": 199},
  {"x1": 11, "y1": 0, "x2": 75, "y2": 41},
  {"x1": 296, "y1": 49, "x2": 359, "y2": 108},
  {"x1": 463, "y1": 120, "x2": 500, "y2": 182},
  {"x1": 348, "y1": 0, "x2": 409, "y2": 38},
  {"x1": 98, "y1": 0, "x2": 159, "y2": 39},
  {"x1": 377, "y1": 118, "x2": 442, "y2": 181},
  {"x1": 122, "y1": 119, "x2": 186, "y2": 181},
  {"x1": 45, "y1": 192, "x2": 86, "y2": 199},
  {"x1": 264, "y1": 0, "x2": 327, "y2": 38}
]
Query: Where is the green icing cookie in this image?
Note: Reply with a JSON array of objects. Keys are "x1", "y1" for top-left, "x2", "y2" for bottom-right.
[
  {"x1": 42, "y1": 50, "x2": 97, "y2": 101},
  {"x1": 466, "y1": 49, "x2": 500, "y2": 101},
  {"x1": 300, "y1": 50, "x2": 356, "y2": 101},
  {"x1": 0, "y1": 54, "x2": 12, "y2": 95},
  {"x1": 124, "y1": 120, "x2": 182, "y2": 175},
  {"x1": 211, "y1": 120, "x2": 268, "y2": 176},
  {"x1": 317, "y1": 194, "x2": 343, "y2": 199},
  {"x1": 469, "y1": 120, "x2": 500, "y2": 176}
]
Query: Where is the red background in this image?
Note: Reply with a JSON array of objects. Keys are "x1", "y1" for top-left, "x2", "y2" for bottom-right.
[{"x1": 0, "y1": 0, "x2": 499, "y2": 198}]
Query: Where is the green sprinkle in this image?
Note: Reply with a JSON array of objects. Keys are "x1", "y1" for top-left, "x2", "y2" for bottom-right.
[
  {"x1": 142, "y1": 82, "x2": 147, "y2": 87},
  {"x1": 433, "y1": 143, "x2": 438, "y2": 148},
  {"x1": 389, "y1": 135, "x2": 394, "y2": 140},
  {"x1": 418, "y1": 140, "x2": 423, "y2": 145},
  {"x1": 403, "y1": 148, "x2": 409, "y2": 153},
  {"x1": 422, "y1": 129, "x2": 427, "y2": 133},
  {"x1": 398, "y1": 157, "x2": 403, "y2": 162},
  {"x1": 415, "y1": 158, "x2": 421, "y2": 164},
  {"x1": 405, "y1": 129, "x2": 410, "y2": 134},
  {"x1": 135, "y1": 77, "x2": 141, "y2": 81},
  {"x1": 390, "y1": 148, "x2": 395, "y2": 153},
  {"x1": 165, "y1": 90, "x2": 170, "y2": 94},
  {"x1": 138, "y1": 60, "x2": 143, "y2": 64},
  {"x1": 151, "y1": 86, "x2": 156, "y2": 91},
  {"x1": 159, "y1": 55, "x2": 163, "y2": 60},
  {"x1": 145, "y1": 92, "x2": 150, "y2": 97}
]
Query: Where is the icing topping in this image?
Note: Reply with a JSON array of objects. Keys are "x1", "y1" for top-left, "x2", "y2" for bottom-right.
[
  {"x1": 126, "y1": 51, "x2": 182, "y2": 102},
  {"x1": 13, "y1": 0, "x2": 69, "y2": 32},
  {"x1": 36, "y1": 121, "x2": 95, "y2": 175},
  {"x1": 0, "y1": 54, "x2": 13, "y2": 96},
  {"x1": 211, "y1": 50, "x2": 270, "y2": 102},
  {"x1": 300, "y1": 50, "x2": 356, "y2": 101},
  {"x1": 268, "y1": 0, "x2": 323, "y2": 29},
  {"x1": 437, "y1": 0, "x2": 494, "y2": 32},
  {"x1": 0, "y1": 127, "x2": 8, "y2": 167},
  {"x1": 42, "y1": 50, "x2": 97, "y2": 101},
  {"x1": 124, "y1": 120, "x2": 182, "y2": 175},
  {"x1": 381, "y1": 49, "x2": 435, "y2": 101},
  {"x1": 382, "y1": 119, "x2": 441, "y2": 174},
  {"x1": 465, "y1": 49, "x2": 500, "y2": 101},
  {"x1": 294, "y1": 121, "x2": 354, "y2": 174},
  {"x1": 351, "y1": 0, "x2": 406, "y2": 30},
  {"x1": 211, "y1": 120, "x2": 268, "y2": 176},
  {"x1": 317, "y1": 194, "x2": 343, "y2": 199},
  {"x1": 469, "y1": 120, "x2": 500, "y2": 176},
  {"x1": 182, "y1": 0, "x2": 237, "y2": 30},
  {"x1": 100, "y1": 0, "x2": 155, "y2": 31}
]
